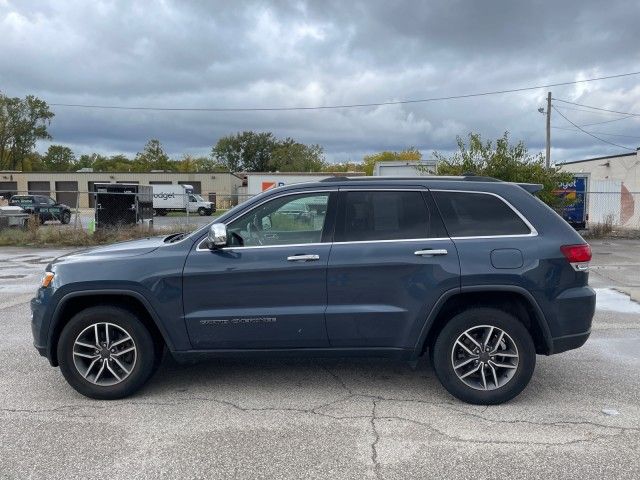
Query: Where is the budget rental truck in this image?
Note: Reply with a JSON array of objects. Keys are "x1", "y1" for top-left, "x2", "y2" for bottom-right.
[{"x1": 151, "y1": 184, "x2": 214, "y2": 216}]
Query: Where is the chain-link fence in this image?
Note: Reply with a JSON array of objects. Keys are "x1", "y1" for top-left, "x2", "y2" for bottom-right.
[
  {"x1": 0, "y1": 188, "x2": 257, "y2": 234},
  {"x1": 2, "y1": 187, "x2": 638, "y2": 238}
]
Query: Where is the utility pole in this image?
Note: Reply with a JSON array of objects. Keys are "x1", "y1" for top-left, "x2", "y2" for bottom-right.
[{"x1": 545, "y1": 91, "x2": 551, "y2": 167}]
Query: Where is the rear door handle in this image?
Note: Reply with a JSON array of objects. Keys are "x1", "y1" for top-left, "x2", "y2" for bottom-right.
[
  {"x1": 287, "y1": 254, "x2": 320, "y2": 262},
  {"x1": 414, "y1": 249, "x2": 448, "y2": 257}
]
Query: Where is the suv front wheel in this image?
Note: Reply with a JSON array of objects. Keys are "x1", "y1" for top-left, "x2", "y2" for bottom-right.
[
  {"x1": 432, "y1": 307, "x2": 536, "y2": 405},
  {"x1": 57, "y1": 306, "x2": 160, "y2": 399}
]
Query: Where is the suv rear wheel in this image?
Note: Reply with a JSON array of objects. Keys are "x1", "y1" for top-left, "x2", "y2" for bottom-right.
[
  {"x1": 61, "y1": 211, "x2": 71, "y2": 224},
  {"x1": 57, "y1": 306, "x2": 159, "y2": 399},
  {"x1": 432, "y1": 307, "x2": 535, "y2": 405}
]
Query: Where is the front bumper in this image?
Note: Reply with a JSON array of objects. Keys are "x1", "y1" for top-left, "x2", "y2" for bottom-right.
[
  {"x1": 30, "y1": 288, "x2": 53, "y2": 361},
  {"x1": 551, "y1": 330, "x2": 591, "y2": 354}
]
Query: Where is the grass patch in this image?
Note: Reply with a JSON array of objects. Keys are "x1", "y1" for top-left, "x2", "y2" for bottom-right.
[{"x1": 0, "y1": 219, "x2": 199, "y2": 247}]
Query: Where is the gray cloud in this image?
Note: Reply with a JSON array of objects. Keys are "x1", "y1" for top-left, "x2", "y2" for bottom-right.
[{"x1": 2, "y1": 0, "x2": 640, "y2": 163}]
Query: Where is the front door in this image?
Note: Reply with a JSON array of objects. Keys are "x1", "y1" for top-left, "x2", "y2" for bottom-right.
[
  {"x1": 326, "y1": 189, "x2": 460, "y2": 349},
  {"x1": 182, "y1": 190, "x2": 337, "y2": 349}
]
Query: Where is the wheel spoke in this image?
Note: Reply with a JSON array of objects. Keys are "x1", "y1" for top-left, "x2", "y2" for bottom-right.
[
  {"x1": 75, "y1": 340, "x2": 97, "y2": 349},
  {"x1": 112, "y1": 346, "x2": 135, "y2": 357},
  {"x1": 83, "y1": 358, "x2": 100, "y2": 378},
  {"x1": 112, "y1": 357, "x2": 130, "y2": 375},
  {"x1": 494, "y1": 351, "x2": 518, "y2": 358},
  {"x1": 455, "y1": 340, "x2": 475, "y2": 356},
  {"x1": 489, "y1": 360, "x2": 517, "y2": 369},
  {"x1": 453, "y1": 357, "x2": 478, "y2": 370},
  {"x1": 106, "y1": 362, "x2": 121, "y2": 381},
  {"x1": 480, "y1": 364, "x2": 487, "y2": 390},
  {"x1": 110, "y1": 335, "x2": 132, "y2": 348},
  {"x1": 105, "y1": 323, "x2": 110, "y2": 345},
  {"x1": 482, "y1": 326, "x2": 494, "y2": 349},
  {"x1": 73, "y1": 351, "x2": 99, "y2": 359},
  {"x1": 463, "y1": 332, "x2": 482, "y2": 350},
  {"x1": 94, "y1": 360, "x2": 107, "y2": 382},
  {"x1": 459, "y1": 365, "x2": 480, "y2": 379},
  {"x1": 94, "y1": 323, "x2": 100, "y2": 346},
  {"x1": 488, "y1": 362, "x2": 499, "y2": 388},
  {"x1": 490, "y1": 331, "x2": 505, "y2": 354}
]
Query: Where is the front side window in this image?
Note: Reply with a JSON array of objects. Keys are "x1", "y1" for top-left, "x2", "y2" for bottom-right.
[
  {"x1": 432, "y1": 191, "x2": 531, "y2": 237},
  {"x1": 227, "y1": 193, "x2": 331, "y2": 247},
  {"x1": 336, "y1": 190, "x2": 443, "y2": 242}
]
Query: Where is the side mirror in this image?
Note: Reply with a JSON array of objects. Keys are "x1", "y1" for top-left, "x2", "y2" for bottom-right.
[{"x1": 207, "y1": 223, "x2": 227, "y2": 249}]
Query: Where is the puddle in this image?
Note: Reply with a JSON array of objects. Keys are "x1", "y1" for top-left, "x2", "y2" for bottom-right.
[{"x1": 594, "y1": 288, "x2": 640, "y2": 314}]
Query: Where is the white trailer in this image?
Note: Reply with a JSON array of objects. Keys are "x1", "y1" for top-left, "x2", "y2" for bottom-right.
[
  {"x1": 152, "y1": 184, "x2": 214, "y2": 216},
  {"x1": 373, "y1": 160, "x2": 437, "y2": 176}
]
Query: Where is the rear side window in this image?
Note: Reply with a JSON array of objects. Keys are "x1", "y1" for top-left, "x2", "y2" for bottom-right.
[
  {"x1": 432, "y1": 191, "x2": 531, "y2": 237},
  {"x1": 336, "y1": 190, "x2": 446, "y2": 241}
]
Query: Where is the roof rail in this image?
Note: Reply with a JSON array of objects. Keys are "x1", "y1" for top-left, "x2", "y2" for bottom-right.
[{"x1": 320, "y1": 176, "x2": 349, "y2": 182}]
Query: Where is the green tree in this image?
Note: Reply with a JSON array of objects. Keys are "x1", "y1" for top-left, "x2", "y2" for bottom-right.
[
  {"x1": 212, "y1": 131, "x2": 277, "y2": 172},
  {"x1": 434, "y1": 132, "x2": 573, "y2": 206},
  {"x1": 42, "y1": 145, "x2": 76, "y2": 171},
  {"x1": 362, "y1": 147, "x2": 422, "y2": 176},
  {"x1": 0, "y1": 93, "x2": 54, "y2": 170},
  {"x1": 270, "y1": 138, "x2": 326, "y2": 172},
  {"x1": 135, "y1": 139, "x2": 174, "y2": 171}
]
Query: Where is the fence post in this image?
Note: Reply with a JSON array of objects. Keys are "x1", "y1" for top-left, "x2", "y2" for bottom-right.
[{"x1": 74, "y1": 191, "x2": 80, "y2": 230}]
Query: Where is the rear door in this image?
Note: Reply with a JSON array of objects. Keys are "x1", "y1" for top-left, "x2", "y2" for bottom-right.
[{"x1": 326, "y1": 188, "x2": 460, "y2": 349}]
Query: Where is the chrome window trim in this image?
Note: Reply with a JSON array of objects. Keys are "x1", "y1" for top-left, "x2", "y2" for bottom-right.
[
  {"x1": 430, "y1": 189, "x2": 538, "y2": 239},
  {"x1": 194, "y1": 187, "x2": 538, "y2": 252},
  {"x1": 195, "y1": 189, "x2": 334, "y2": 252}
]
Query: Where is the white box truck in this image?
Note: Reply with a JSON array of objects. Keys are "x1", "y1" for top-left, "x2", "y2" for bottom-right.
[{"x1": 152, "y1": 184, "x2": 214, "y2": 216}]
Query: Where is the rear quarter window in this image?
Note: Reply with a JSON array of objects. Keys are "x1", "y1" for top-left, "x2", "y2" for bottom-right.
[{"x1": 432, "y1": 191, "x2": 531, "y2": 237}]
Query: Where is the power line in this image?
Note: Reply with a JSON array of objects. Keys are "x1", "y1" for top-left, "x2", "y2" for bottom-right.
[
  {"x1": 580, "y1": 116, "x2": 636, "y2": 127},
  {"x1": 552, "y1": 98, "x2": 640, "y2": 117},
  {"x1": 551, "y1": 125, "x2": 640, "y2": 140},
  {"x1": 551, "y1": 104, "x2": 630, "y2": 116},
  {"x1": 47, "y1": 70, "x2": 640, "y2": 113},
  {"x1": 551, "y1": 105, "x2": 636, "y2": 151}
]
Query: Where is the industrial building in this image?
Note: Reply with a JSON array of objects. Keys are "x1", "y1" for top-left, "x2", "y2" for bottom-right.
[
  {"x1": 560, "y1": 148, "x2": 640, "y2": 228},
  {"x1": 0, "y1": 171, "x2": 244, "y2": 208}
]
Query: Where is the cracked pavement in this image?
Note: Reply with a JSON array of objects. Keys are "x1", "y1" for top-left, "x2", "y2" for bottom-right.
[{"x1": 1, "y1": 240, "x2": 639, "y2": 479}]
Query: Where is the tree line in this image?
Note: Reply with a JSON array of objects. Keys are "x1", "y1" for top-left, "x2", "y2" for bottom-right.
[{"x1": 1, "y1": 93, "x2": 571, "y2": 206}]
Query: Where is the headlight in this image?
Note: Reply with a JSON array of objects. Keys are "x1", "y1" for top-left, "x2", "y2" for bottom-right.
[{"x1": 41, "y1": 272, "x2": 55, "y2": 288}]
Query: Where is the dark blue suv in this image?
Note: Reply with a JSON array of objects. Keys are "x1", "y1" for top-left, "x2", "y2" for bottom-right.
[{"x1": 31, "y1": 176, "x2": 595, "y2": 404}]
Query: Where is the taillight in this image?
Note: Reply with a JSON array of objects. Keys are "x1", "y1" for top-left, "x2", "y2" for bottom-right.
[{"x1": 561, "y1": 244, "x2": 591, "y2": 271}]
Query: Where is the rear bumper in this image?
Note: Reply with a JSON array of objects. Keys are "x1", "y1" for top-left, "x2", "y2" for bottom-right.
[
  {"x1": 550, "y1": 330, "x2": 591, "y2": 354},
  {"x1": 547, "y1": 286, "x2": 595, "y2": 354}
]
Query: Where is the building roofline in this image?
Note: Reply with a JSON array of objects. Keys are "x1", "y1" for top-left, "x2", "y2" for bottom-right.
[{"x1": 559, "y1": 151, "x2": 637, "y2": 165}]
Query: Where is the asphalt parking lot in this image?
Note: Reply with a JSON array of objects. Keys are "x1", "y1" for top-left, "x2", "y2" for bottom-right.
[{"x1": 1, "y1": 240, "x2": 639, "y2": 479}]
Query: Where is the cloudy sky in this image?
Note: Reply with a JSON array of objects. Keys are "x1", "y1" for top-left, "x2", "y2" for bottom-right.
[{"x1": 2, "y1": 0, "x2": 640, "y2": 164}]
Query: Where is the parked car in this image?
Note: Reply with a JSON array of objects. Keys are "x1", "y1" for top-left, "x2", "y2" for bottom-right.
[
  {"x1": 10, "y1": 195, "x2": 72, "y2": 224},
  {"x1": 31, "y1": 176, "x2": 595, "y2": 404}
]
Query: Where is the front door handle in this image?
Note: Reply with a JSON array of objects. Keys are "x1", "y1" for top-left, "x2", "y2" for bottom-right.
[
  {"x1": 414, "y1": 249, "x2": 448, "y2": 257},
  {"x1": 287, "y1": 254, "x2": 320, "y2": 262}
]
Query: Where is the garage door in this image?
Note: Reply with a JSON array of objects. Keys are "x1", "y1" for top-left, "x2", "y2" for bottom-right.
[
  {"x1": 0, "y1": 181, "x2": 18, "y2": 200},
  {"x1": 55, "y1": 181, "x2": 79, "y2": 207},
  {"x1": 179, "y1": 181, "x2": 201, "y2": 193},
  {"x1": 28, "y1": 181, "x2": 51, "y2": 196}
]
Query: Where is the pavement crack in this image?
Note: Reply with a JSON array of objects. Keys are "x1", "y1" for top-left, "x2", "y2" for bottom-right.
[{"x1": 370, "y1": 398, "x2": 382, "y2": 480}]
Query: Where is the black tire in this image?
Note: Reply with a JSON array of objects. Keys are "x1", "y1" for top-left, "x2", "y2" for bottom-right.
[
  {"x1": 57, "y1": 306, "x2": 159, "y2": 400},
  {"x1": 432, "y1": 307, "x2": 536, "y2": 405},
  {"x1": 197, "y1": 207, "x2": 206, "y2": 216},
  {"x1": 61, "y1": 211, "x2": 71, "y2": 224}
]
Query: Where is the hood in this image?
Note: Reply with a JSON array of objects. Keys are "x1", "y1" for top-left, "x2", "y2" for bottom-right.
[{"x1": 51, "y1": 236, "x2": 166, "y2": 266}]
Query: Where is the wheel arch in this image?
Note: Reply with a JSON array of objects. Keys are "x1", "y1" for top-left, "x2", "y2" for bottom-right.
[
  {"x1": 48, "y1": 289, "x2": 174, "y2": 366},
  {"x1": 413, "y1": 286, "x2": 553, "y2": 358}
]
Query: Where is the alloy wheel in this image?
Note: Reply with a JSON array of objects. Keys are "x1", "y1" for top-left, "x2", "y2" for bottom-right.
[
  {"x1": 450, "y1": 325, "x2": 519, "y2": 391},
  {"x1": 72, "y1": 322, "x2": 137, "y2": 386}
]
